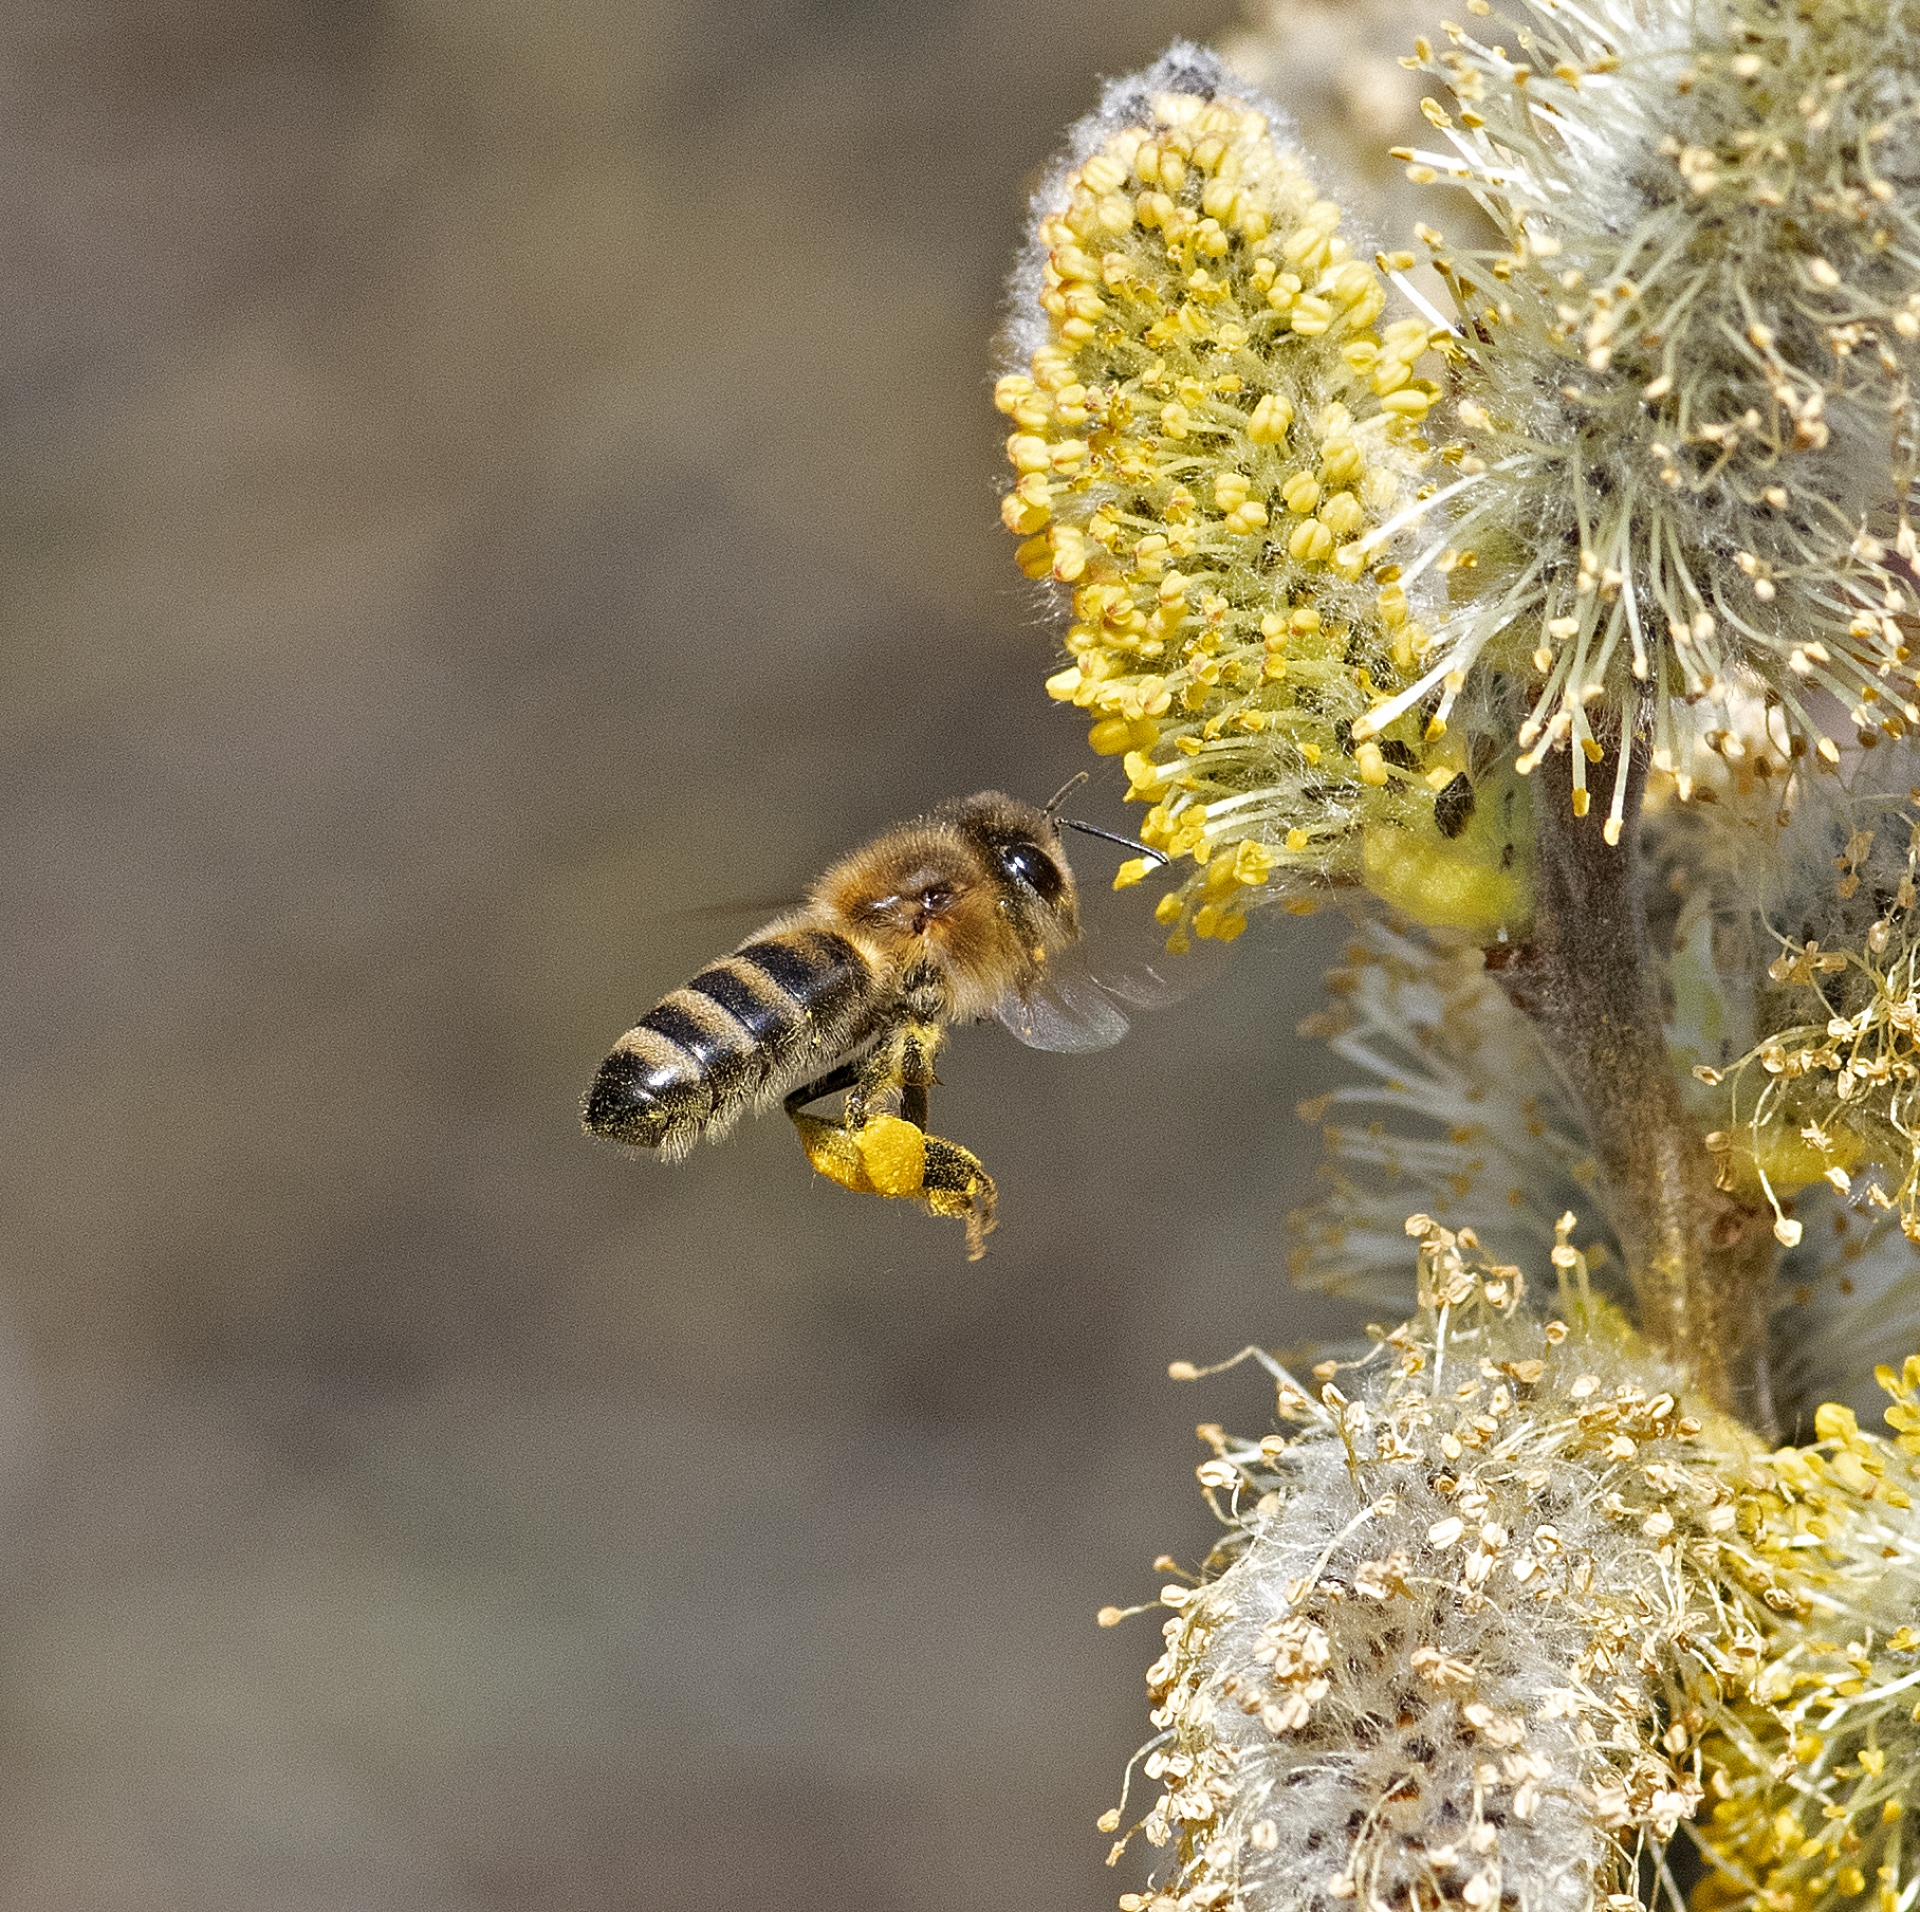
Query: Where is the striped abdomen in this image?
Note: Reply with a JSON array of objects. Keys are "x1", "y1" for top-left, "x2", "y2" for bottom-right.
[{"x1": 583, "y1": 928, "x2": 876, "y2": 1159}]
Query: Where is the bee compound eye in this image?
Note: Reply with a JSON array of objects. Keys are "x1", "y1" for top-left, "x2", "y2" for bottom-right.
[{"x1": 999, "y1": 840, "x2": 1064, "y2": 903}]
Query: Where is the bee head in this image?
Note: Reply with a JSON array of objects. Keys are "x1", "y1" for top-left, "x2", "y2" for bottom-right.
[{"x1": 937, "y1": 790, "x2": 1076, "y2": 922}]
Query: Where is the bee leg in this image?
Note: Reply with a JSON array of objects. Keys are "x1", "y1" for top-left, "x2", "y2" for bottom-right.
[
  {"x1": 784, "y1": 1021, "x2": 994, "y2": 1258},
  {"x1": 918, "y1": 1135, "x2": 998, "y2": 1261},
  {"x1": 786, "y1": 1046, "x2": 906, "y2": 1198},
  {"x1": 786, "y1": 1024, "x2": 923, "y2": 1131},
  {"x1": 792, "y1": 1113, "x2": 997, "y2": 1258},
  {"x1": 890, "y1": 1019, "x2": 996, "y2": 1255},
  {"x1": 899, "y1": 1079, "x2": 930, "y2": 1131},
  {"x1": 895, "y1": 1020, "x2": 943, "y2": 1131},
  {"x1": 781, "y1": 1058, "x2": 864, "y2": 1123},
  {"x1": 789, "y1": 1108, "x2": 874, "y2": 1196}
]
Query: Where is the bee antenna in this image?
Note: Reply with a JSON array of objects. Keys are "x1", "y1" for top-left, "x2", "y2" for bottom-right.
[
  {"x1": 1043, "y1": 770, "x2": 1090, "y2": 817},
  {"x1": 1059, "y1": 818, "x2": 1168, "y2": 867}
]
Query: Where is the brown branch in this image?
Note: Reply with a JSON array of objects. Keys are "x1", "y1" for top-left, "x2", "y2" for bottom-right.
[{"x1": 1491, "y1": 736, "x2": 1778, "y2": 1431}]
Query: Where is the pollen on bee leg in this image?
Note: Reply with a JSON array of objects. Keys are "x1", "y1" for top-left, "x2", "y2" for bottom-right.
[
  {"x1": 794, "y1": 1110, "x2": 996, "y2": 1257},
  {"x1": 920, "y1": 1133, "x2": 998, "y2": 1260},
  {"x1": 791, "y1": 1109, "x2": 929, "y2": 1199},
  {"x1": 792, "y1": 1112, "x2": 873, "y2": 1194},
  {"x1": 854, "y1": 1114, "x2": 930, "y2": 1197}
]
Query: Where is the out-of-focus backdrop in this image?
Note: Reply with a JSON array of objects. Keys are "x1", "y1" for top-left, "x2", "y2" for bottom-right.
[{"x1": 0, "y1": 4, "x2": 1447, "y2": 1905}]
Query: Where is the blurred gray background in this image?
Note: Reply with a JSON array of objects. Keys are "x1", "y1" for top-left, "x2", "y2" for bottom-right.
[{"x1": 0, "y1": 4, "x2": 1444, "y2": 1906}]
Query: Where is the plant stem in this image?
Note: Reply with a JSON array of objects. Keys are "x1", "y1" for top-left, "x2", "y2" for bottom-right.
[{"x1": 1493, "y1": 737, "x2": 1779, "y2": 1432}]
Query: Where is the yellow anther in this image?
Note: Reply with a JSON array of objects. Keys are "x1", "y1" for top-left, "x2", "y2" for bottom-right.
[
  {"x1": 1046, "y1": 527, "x2": 1088, "y2": 582},
  {"x1": 993, "y1": 374, "x2": 1036, "y2": 415},
  {"x1": 1319, "y1": 492, "x2": 1365, "y2": 538},
  {"x1": 1248, "y1": 392, "x2": 1294, "y2": 444},
  {"x1": 1290, "y1": 295, "x2": 1334, "y2": 335},
  {"x1": 1051, "y1": 244, "x2": 1101, "y2": 284},
  {"x1": 1233, "y1": 840, "x2": 1277, "y2": 885},
  {"x1": 1319, "y1": 439, "x2": 1364, "y2": 486},
  {"x1": 1290, "y1": 521, "x2": 1335, "y2": 562},
  {"x1": 1814, "y1": 1402, "x2": 1861, "y2": 1442},
  {"x1": 1002, "y1": 485, "x2": 1051, "y2": 535},
  {"x1": 1015, "y1": 533, "x2": 1053, "y2": 580},
  {"x1": 1200, "y1": 180, "x2": 1240, "y2": 222}
]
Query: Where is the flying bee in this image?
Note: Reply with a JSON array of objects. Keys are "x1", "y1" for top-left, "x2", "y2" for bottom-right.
[{"x1": 582, "y1": 788, "x2": 1168, "y2": 1258}]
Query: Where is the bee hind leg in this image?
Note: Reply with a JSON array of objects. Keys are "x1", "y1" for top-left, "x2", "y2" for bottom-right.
[
  {"x1": 791, "y1": 1112, "x2": 998, "y2": 1260},
  {"x1": 918, "y1": 1134, "x2": 998, "y2": 1262},
  {"x1": 781, "y1": 1058, "x2": 864, "y2": 1123},
  {"x1": 784, "y1": 1053, "x2": 898, "y2": 1201},
  {"x1": 784, "y1": 1035, "x2": 998, "y2": 1260}
]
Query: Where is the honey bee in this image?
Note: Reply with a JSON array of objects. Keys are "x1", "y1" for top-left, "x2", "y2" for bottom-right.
[{"x1": 583, "y1": 789, "x2": 1162, "y2": 1258}]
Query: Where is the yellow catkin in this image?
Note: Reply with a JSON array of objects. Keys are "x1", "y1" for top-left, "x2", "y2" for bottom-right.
[
  {"x1": 999, "y1": 61, "x2": 1507, "y2": 944},
  {"x1": 1710, "y1": 797, "x2": 1920, "y2": 1245},
  {"x1": 1693, "y1": 1358, "x2": 1920, "y2": 1912}
]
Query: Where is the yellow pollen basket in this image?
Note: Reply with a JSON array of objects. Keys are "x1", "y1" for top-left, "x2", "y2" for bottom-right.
[
  {"x1": 800, "y1": 1111, "x2": 927, "y2": 1198},
  {"x1": 793, "y1": 1111, "x2": 999, "y2": 1260}
]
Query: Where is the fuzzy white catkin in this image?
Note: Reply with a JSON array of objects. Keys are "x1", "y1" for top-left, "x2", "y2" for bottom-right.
[
  {"x1": 1355, "y1": 0, "x2": 1920, "y2": 833},
  {"x1": 1289, "y1": 921, "x2": 1612, "y2": 1311},
  {"x1": 1127, "y1": 1239, "x2": 1737, "y2": 1912}
]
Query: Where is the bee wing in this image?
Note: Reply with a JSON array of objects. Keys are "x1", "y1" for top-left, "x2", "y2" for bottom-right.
[
  {"x1": 994, "y1": 932, "x2": 1223, "y2": 1053},
  {"x1": 996, "y1": 966, "x2": 1135, "y2": 1052}
]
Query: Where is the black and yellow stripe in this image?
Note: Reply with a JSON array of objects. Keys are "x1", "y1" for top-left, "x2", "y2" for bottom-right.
[{"x1": 584, "y1": 929, "x2": 874, "y2": 1153}]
